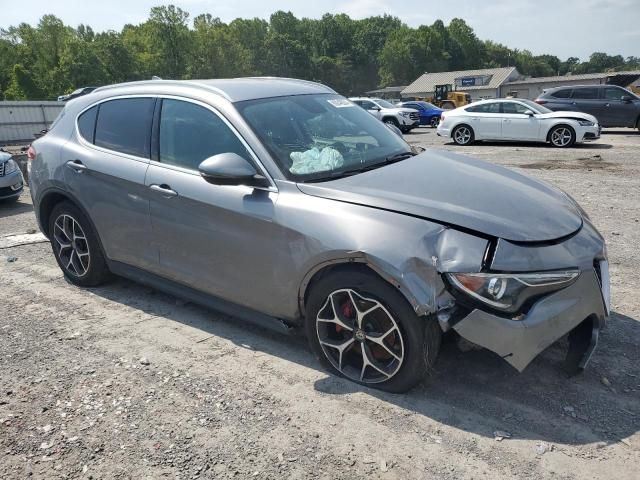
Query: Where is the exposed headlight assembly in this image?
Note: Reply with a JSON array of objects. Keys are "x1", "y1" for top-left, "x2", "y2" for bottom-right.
[
  {"x1": 578, "y1": 120, "x2": 595, "y2": 126},
  {"x1": 446, "y1": 271, "x2": 579, "y2": 313}
]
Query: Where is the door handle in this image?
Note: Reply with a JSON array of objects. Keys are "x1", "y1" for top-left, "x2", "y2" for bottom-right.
[
  {"x1": 503, "y1": 119, "x2": 511, "y2": 123},
  {"x1": 66, "y1": 160, "x2": 87, "y2": 173},
  {"x1": 149, "y1": 184, "x2": 178, "y2": 197},
  {"x1": 604, "y1": 103, "x2": 611, "y2": 107}
]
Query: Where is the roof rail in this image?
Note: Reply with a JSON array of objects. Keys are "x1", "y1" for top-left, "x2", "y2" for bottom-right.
[{"x1": 92, "y1": 79, "x2": 233, "y2": 101}]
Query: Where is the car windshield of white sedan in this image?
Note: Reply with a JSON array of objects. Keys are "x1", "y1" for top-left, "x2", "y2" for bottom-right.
[
  {"x1": 520, "y1": 99, "x2": 552, "y2": 114},
  {"x1": 237, "y1": 94, "x2": 412, "y2": 181}
]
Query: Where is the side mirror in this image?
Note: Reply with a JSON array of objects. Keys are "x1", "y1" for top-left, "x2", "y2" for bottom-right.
[
  {"x1": 524, "y1": 109, "x2": 535, "y2": 116},
  {"x1": 370, "y1": 106, "x2": 381, "y2": 111},
  {"x1": 621, "y1": 95, "x2": 633, "y2": 102},
  {"x1": 198, "y1": 153, "x2": 269, "y2": 188}
]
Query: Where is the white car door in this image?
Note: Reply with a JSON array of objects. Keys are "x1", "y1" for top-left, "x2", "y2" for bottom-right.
[
  {"x1": 465, "y1": 102, "x2": 502, "y2": 140},
  {"x1": 500, "y1": 101, "x2": 541, "y2": 141}
]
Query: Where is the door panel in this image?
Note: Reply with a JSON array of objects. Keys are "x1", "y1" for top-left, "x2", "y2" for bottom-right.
[
  {"x1": 62, "y1": 142, "x2": 155, "y2": 269},
  {"x1": 145, "y1": 164, "x2": 280, "y2": 309},
  {"x1": 500, "y1": 114, "x2": 540, "y2": 141},
  {"x1": 598, "y1": 88, "x2": 638, "y2": 127},
  {"x1": 469, "y1": 114, "x2": 502, "y2": 139}
]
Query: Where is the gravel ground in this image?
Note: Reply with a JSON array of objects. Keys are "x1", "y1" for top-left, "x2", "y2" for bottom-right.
[{"x1": 1, "y1": 130, "x2": 639, "y2": 479}]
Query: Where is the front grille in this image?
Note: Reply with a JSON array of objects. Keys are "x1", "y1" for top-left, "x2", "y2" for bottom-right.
[
  {"x1": 409, "y1": 112, "x2": 419, "y2": 121},
  {"x1": 0, "y1": 162, "x2": 5, "y2": 177}
]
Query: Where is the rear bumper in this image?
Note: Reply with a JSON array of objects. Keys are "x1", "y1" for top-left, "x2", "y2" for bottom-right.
[{"x1": 453, "y1": 266, "x2": 609, "y2": 372}]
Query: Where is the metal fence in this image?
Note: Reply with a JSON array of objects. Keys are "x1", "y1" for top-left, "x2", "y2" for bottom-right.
[{"x1": 0, "y1": 101, "x2": 64, "y2": 144}]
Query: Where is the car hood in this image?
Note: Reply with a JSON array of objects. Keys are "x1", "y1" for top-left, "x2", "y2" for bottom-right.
[
  {"x1": 538, "y1": 110, "x2": 598, "y2": 123},
  {"x1": 297, "y1": 150, "x2": 583, "y2": 242}
]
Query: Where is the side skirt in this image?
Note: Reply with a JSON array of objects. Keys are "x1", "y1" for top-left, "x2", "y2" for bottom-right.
[{"x1": 107, "y1": 260, "x2": 296, "y2": 336}]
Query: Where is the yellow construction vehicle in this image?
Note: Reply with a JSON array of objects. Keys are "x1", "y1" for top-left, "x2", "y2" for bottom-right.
[{"x1": 428, "y1": 84, "x2": 472, "y2": 109}]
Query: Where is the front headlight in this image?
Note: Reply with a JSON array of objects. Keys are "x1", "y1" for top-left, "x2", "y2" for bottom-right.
[
  {"x1": 446, "y1": 271, "x2": 579, "y2": 313},
  {"x1": 4, "y1": 159, "x2": 18, "y2": 175},
  {"x1": 578, "y1": 120, "x2": 595, "y2": 126},
  {"x1": 400, "y1": 112, "x2": 410, "y2": 117}
]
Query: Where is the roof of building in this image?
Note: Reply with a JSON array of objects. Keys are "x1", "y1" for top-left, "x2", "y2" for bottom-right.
[
  {"x1": 504, "y1": 71, "x2": 640, "y2": 86},
  {"x1": 365, "y1": 86, "x2": 407, "y2": 95},
  {"x1": 94, "y1": 77, "x2": 337, "y2": 102},
  {"x1": 402, "y1": 67, "x2": 517, "y2": 96}
]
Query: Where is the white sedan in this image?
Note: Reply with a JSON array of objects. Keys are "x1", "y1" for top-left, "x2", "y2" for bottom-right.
[{"x1": 437, "y1": 99, "x2": 601, "y2": 147}]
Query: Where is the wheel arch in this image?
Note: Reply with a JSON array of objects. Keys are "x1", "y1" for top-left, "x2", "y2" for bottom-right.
[
  {"x1": 546, "y1": 122, "x2": 576, "y2": 142},
  {"x1": 37, "y1": 188, "x2": 107, "y2": 257},
  {"x1": 298, "y1": 254, "x2": 437, "y2": 321},
  {"x1": 381, "y1": 116, "x2": 400, "y2": 126}
]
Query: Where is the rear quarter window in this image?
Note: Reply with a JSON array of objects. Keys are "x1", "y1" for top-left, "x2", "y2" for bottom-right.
[
  {"x1": 550, "y1": 89, "x2": 571, "y2": 99},
  {"x1": 94, "y1": 98, "x2": 155, "y2": 158},
  {"x1": 77, "y1": 106, "x2": 98, "y2": 143}
]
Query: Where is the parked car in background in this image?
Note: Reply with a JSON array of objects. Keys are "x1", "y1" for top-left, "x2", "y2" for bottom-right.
[
  {"x1": 535, "y1": 85, "x2": 640, "y2": 129},
  {"x1": 396, "y1": 100, "x2": 443, "y2": 127},
  {"x1": 29, "y1": 78, "x2": 609, "y2": 392},
  {"x1": 438, "y1": 98, "x2": 600, "y2": 147},
  {"x1": 0, "y1": 151, "x2": 24, "y2": 203},
  {"x1": 349, "y1": 97, "x2": 419, "y2": 133},
  {"x1": 57, "y1": 86, "x2": 97, "y2": 102}
]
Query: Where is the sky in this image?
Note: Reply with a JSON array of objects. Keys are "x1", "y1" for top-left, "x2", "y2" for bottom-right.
[{"x1": 1, "y1": 0, "x2": 638, "y2": 60}]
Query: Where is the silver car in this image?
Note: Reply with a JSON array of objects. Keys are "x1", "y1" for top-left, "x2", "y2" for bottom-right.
[
  {"x1": 29, "y1": 78, "x2": 610, "y2": 392},
  {"x1": 0, "y1": 151, "x2": 24, "y2": 203}
]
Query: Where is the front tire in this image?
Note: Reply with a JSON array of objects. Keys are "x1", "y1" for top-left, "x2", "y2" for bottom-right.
[
  {"x1": 305, "y1": 269, "x2": 441, "y2": 393},
  {"x1": 549, "y1": 125, "x2": 576, "y2": 148},
  {"x1": 430, "y1": 117, "x2": 440, "y2": 128},
  {"x1": 49, "y1": 201, "x2": 110, "y2": 287},
  {"x1": 452, "y1": 124, "x2": 474, "y2": 145}
]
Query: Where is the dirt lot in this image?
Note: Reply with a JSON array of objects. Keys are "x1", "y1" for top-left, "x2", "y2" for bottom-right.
[{"x1": 1, "y1": 130, "x2": 639, "y2": 479}]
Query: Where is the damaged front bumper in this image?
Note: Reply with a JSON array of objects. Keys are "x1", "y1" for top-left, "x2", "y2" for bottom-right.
[{"x1": 452, "y1": 264, "x2": 609, "y2": 373}]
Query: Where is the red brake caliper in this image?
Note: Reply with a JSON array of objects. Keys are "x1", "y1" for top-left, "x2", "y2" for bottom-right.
[{"x1": 337, "y1": 300, "x2": 355, "y2": 333}]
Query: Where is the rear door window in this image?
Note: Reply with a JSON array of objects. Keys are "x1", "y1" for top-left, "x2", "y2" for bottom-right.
[
  {"x1": 77, "y1": 106, "x2": 98, "y2": 143},
  {"x1": 571, "y1": 88, "x2": 598, "y2": 99},
  {"x1": 158, "y1": 99, "x2": 251, "y2": 171},
  {"x1": 466, "y1": 103, "x2": 500, "y2": 113},
  {"x1": 94, "y1": 98, "x2": 155, "y2": 158}
]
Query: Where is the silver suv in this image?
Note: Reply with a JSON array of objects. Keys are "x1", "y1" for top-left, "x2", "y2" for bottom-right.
[{"x1": 29, "y1": 78, "x2": 610, "y2": 392}]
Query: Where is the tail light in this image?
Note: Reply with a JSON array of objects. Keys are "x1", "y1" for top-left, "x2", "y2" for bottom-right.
[
  {"x1": 27, "y1": 145, "x2": 36, "y2": 161},
  {"x1": 534, "y1": 99, "x2": 547, "y2": 105},
  {"x1": 440, "y1": 114, "x2": 445, "y2": 121}
]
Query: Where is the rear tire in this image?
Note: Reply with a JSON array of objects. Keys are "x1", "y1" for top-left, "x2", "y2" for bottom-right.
[
  {"x1": 305, "y1": 269, "x2": 441, "y2": 393},
  {"x1": 49, "y1": 201, "x2": 111, "y2": 287},
  {"x1": 452, "y1": 124, "x2": 474, "y2": 145}
]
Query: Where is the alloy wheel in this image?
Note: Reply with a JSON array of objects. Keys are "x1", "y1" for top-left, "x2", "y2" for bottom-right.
[
  {"x1": 53, "y1": 214, "x2": 90, "y2": 277},
  {"x1": 454, "y1": 126, "x2": 472, "y2": 144},
  {"x1": 551, "y1": 127, "x2": 573, "y2": 147},
  {"x1": 315, "y1": 288, "x2": 404, "y2": 384}
]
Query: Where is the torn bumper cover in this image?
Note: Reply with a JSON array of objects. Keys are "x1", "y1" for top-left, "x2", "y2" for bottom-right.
[{"x1": 452, "y1": 267, "x2": 609, "y2": 372}]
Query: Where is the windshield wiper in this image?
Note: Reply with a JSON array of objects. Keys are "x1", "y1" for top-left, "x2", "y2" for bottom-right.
[{"x1": 302, "y1": 151, "x2": 417, "y2": 183}]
